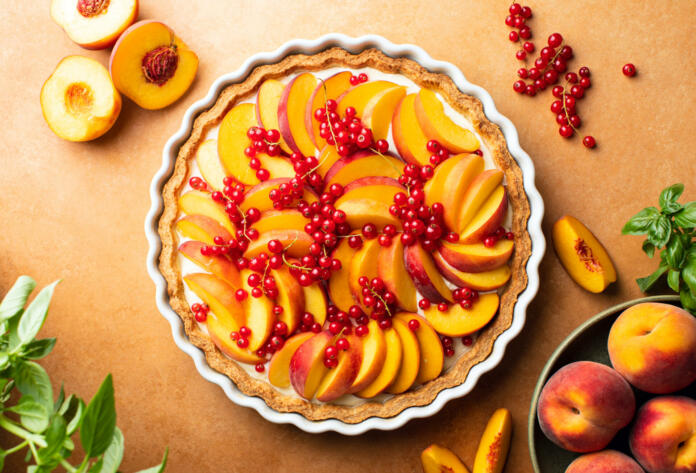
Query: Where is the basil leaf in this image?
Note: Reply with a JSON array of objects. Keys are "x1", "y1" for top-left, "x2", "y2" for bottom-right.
[
  {"x1": 100, "y1": 428, "x2": 124, "y2": 473},
  {"x1": 642, "y1": 241, "x2": 655, "y2": 258},
  {"x1": 14, "y1": 361, "x2": 54, "y2": 411},
  {"x1": 667, "y1": 269, "x2": 681, "y2": 292},
  {"x1": 22, "y1": 338, "x2": 56, "y2": 360},
  {"x1": 134, "y1": 448, "x2": 168, "y2": 473},
  {"x1": 38, "y1": 415, "x2": 67, "y2": 463},
  {"x1": 0, "y1": 276, "x2": 35, "y2": 323},
  {"x1": 680, "y1": 287, "x2": 696, "y2": 313},
  {"x1": 8, "y1": 396, "x2": 49, "y2": 433},
  {"x1": 0, "y1": 353, "x2": 9, "y2": 372},
  {"x1": 648, "y1": 215, "x2": 671, "y2": 248},
  {"x1": 18, "y1": 280, "x2": 59, "y2": 346},
  {"x1": 665, "y1": 234, "x2": 686, "y2": 268},
  {"x1": 89, "y1": 458, "x2": 104, "y2": 473},
  {"x1": 675, "y1": 202, "x2": 696, "y2": 228},
  {"x1": 54, "y1": 385, "x2": 65, "y2": 413},
  {"x1": 622, "y1": 207, "x2": 660, "y2": 235},
  {"x1": 659, "y1": 183, "x2": 684, "y2": 209},
  {"x1": 637, "y1": 263, "x2": 669, "y2": 292},
  {"x1": 683, "y1": 259, "x2": 696, "y2": 296},
  {"x1": 81, "y1": 374, "x2": 116, "y2": 458}
]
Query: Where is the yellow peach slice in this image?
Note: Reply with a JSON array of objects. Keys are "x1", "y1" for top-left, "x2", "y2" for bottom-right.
[
  {"x1": 268, "y1": 332, "x2": 314, "y2": 388},
  {"x1": 472, "y1": 408, "x2": 512, "y2": 473},
  {"x1": 421, "y1": 445, "x2": 470, "y2": 473},
  {"x1": 324, "y1": 151, "x2": 403, "y2": 186},
  {"x1": 176, "y1": 214, "x2": 233, "y2": 246},
  {"x1": 438, "y1": 239, "x2": 514, "y2": 273},
  {"x1": 415, "y1": 88, "x2": 479, "y2": 153},
  {"x1": 207, "y1": 314, "x2": 263, "y2": 365},
  {"x1": 241, "y1": 178, "x2": 318, "y2": 213},
  {"x1": 256, "y1": 79, "x2": 292, "y2": 154},
  {"x1": 425, "y1": 293, "x2": 500, "y2": 337},
  {"x1": 252, "y1": 210, "x2": 307, "y2": 234},
  {"x1": 349, "y1": 239, "x2": 382, "y2": 310},
  {"x1": 306, "y1": 72, "x2": 353, "y2": 149},
  {"x1": 315, "y1": 146, "x2": 343, "y2": 178},
  {"x1": 195, "y1": 140, "x2": 226, "y2": 191},
  {"x1": 183, "y1": 273, "x2": 244, "y2": 328},
  {"x1": 392, "y1": 94, "x2": 431, "y2": 165},
  {"x1": 315, "y1": 335, "x2": 363, "y2": 402},
  {"x1": 356, "y1": 326, "x2": 402, "y2": 398},
  {"x1": 178, "y1": 191, "x2": 234, "y2": 234},
  {"x1": 51, "y1": 0, "x2": 138, "y2": 50},
  {"x1": 302, "y1": 283, "x2": 327, "y2": 326},
  {"x1": 387, "y1": 317, "x2": 421, "y2": 394},
  {"x1": 334, "y1": 185, "x2": 402, "y2": 229},
  {"x1": 349, "y1": 320, "x2": 387, "y2": 393},
  {"x1": 458, "y1": 170, "x2": 505, "y2": 233},
  {"x1": 361, "y1": 86, "x2": 407, "y2": 141},
  {"x1": 433, "y1": 253, "x2": 512, "y2": 292},
  {"x1": 109, "y1": 20, "x2": 198, "y2": 110},
  {"x1": 270, "y1": 266, "x2": 304, "y2": 335},
  {"x1": 244, "y1": 230, "x2": 313, "y2": 259},
  {"x1": 328, "y1": 236, "x2": 361, "y2": 312},
  {"x1": 460, "y1": 186, "x2": 508, "y2": 244},
  {"x1": 41, "y1": 55, "x2": 121, "y2": 142},
  {"x1": 289, "y1": 331, "x2": 334, "y2": 399},
  {"x1": 378, "y1": 238, "x2": 418, "y2": 312},
  {"x1": 278, "y1": 73, "x2": 318, "y2": 157},
  {"x1": 337, "y1": 80, "x2": 401, "y2": 117},
  {"x1": 404, "y1": 243, "x2": 454, "y2": 303},
  {"x1": 179, "y1": 241, "x2": 241, "y2": 287},
  {"x1": 239, "y1": 269, "x2": 274, "y2": 351},
  {"x1": 394, "y1": 313, "x2": 444, "y2": 385}
]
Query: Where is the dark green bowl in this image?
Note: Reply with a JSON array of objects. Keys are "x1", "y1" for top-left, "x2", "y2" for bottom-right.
[{"x1": 527, "y1": 295, "x2": 696, "y2": 473}]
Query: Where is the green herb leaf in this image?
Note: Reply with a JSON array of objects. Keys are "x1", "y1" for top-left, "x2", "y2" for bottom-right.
[
  {"x1": 18, "y1": 280, "x2": 60, "y2": 346},
  {"x1": 100, "y1": 428, "x2": 124, "y2": 473},
  {"x1": 675, "y1": 201, "x2": 696, "y2": 228},
  {"x1": 89, "y1": 458, "x2": 104, "y2": 473},
  {"x1": 8, "y1": 396, "x2": 50, "y2": 433},
  {"x1": 134, "y1": 448, "x2": 169, "y2": 473},
  {"x1": 659, "y1": 183, "x2": 684, "y2": 209},
  {"x1": 622, "y1": 207, "x2": 660, "y2": 235},
  {"x1": 680, "y1": 287, "x2": 696, "y2": 312},
  {"x1": 648, "y1": 215, "x2": 672, "y2": 248},
  {"x1": 683, "y1": 259, "x2": 696, "y2": 296},
  {"x1": 38, "y1": 415, "x2": 67, "y2": 464},
  {"x1": 665, "y1": 234, "x2": 686, "y2": 269},
  {"x1": 65, "y1": 398, "x2": 85, "y2": 436},
  {"x1": 636, "y1": 263, "x2": 669, "y2": 293},
  {"x1": 668, "y1": 268, "x2": 681, "y2": 292},
  {"x1": 0, "y1": 276, "x2": 36, "y2": 323},
  {"x1": 642, "y1": 240, "x2": 656, "y2": 258},
  {"x1": 22, "y1": 338, "x2": 56, "y2": 360},
  {"x1": 81, "y1": 374, "x2": 117, "y2": 458},
  {"x1": 14, "y1": 361, "x2": 54, "y2": 411}
]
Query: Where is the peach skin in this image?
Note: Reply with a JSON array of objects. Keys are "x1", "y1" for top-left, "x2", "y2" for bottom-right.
[
  {"x1": 421, "y1": 445, "x2": 470, "y2": 473},
  {"x1": 608, "y1": 302, "x2": 696, "y2": 394},
  {"x1": 537, "y1": 361, "x2": 636, "y2": 453},
  {"x1": 268, "y1": 332, "x2": 314, "y2": 389},
  {"x1": 472, "y1": 408, "x2": 512, "y2": 473},
  {"x1": 566, "y1": 450, "x2": 645, "y2": 473}
]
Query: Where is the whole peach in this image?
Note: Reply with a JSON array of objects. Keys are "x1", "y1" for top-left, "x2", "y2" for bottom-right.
[
  {"x1": 537, "y1": 361, "x2": 636, "y2": 453},
  {"x1": 608, "y1": 302, "x2": 696, "y2": 394},
  {"x1": 566, "y1": 450, "x2": 645, "y2": 473},
  {"x1": 630, "y1": 396, "x2": 696, "y2": 473}
]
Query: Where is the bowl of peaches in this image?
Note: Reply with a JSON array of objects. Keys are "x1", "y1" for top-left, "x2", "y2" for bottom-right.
[{"x1": 529, "y1": 296, "x2": 696, "y2": 473}]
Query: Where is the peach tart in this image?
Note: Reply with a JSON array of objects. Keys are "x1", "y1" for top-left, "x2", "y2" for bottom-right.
[{"x1": 158, "y1": 48, "x2": 531, "y2": 423}]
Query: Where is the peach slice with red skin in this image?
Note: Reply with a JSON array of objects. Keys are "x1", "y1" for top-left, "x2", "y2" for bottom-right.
[
  {"x1": 306, "y1": 71, "x2": 353, "y2": 149},
  {"x1": 438, "y1": 239, "x2": 514, "y2": 273},
  {"x1": 378, "y1": 238, "x2": 418, "y2": 312},
  {"x1": 269, "y1": 266, "x2": 304, "y2": 335},
  {"x1": 392, "y1": 94, "x2": 431, "y2": 165},
  {"x1": 433, "y1": 253, "x2": 512, "y2": 291},
  {"x1": 328, "y1": 236, "x2": 361, "y2": 312},
  {"x1": 361, "y1": 85, "x2": 407, "y2": 141},
  {"x1": 241, "y1": 178, "x2": 318, "y2": 213},
  {"x1": 337, "y1": 80, "x2": 402, "y2": 117},
  {"x1": 256, "y1": 79, "x2": 292, "y2": 154},
  {"x1": 179, "y1": 241, "x2": 241, "y2": 287},
  {"x1": 404, "y1": 243, "x2": 453, "y2": 303},
  {"x1": 289, "y1": 331, "x2": 334, "y2": 399},
  {"x1": 460, "y1": 186, "x2": 508, "y2": 244},
  {"x1": 278, "y1": 73, "x2": 318, "y2": 157},
  {"x1": 244, "y1": 230, "x2": 313, "y2": 259},
  {"x1": 387, "y1": 317, "x2": 421, "y2": 394},
  {"x1": 348, "y1": 320, "x2": 387, "y2": 393},
  {"x1": 51, "y1": 0, "x2": 138, "y2": 50},
  {"x1": 457, "y1": 170, "x2": 505, "y2": 233},
  {"x1": 421, "y1": 445, "x2": 470, "y2": 473},
  {"x1": 472, "y1": 408, "x2": 512, "y2": 473},
  {"x1": 414, "y1": 88, "x2": 479, "y2": 153},
  {"x1": 109, "y1": 20, "x2": 198, "y2": 110},
  {"x1": 315, "y1": 335, "x2": 363, "y2": 402},
  {"x1": 183, "y1": 273, "x2": 244, "y2": 328},
  {"x1": 394, "y1": 313, "x2": 444, "y2": 384},
  {"x1": 251, "y1": 209, "x2": 307, "y2": 234},
  {"x1": 355, "y1": 326, "x2": 402, "y2": 398},
  {"x1": 334, "y1": 185, "x2": 402, "y2": 230},
  {"x1": 268, "y1": 332, "x2": 314, "y2": 388},
  {"x1": 424, "y1": 293, "x2": 499, "y2": 336},
  {"x1": 195, "y1": 140, "x2": 226, "y2": 191},
  {"x1": 207, "y1": 314, "x2": 263, "y2": 365},
  {"x1": 41, "y1": 56, "x2": 121, "y2": 142},
  {"x1": 178, "y1": 190, "x2": 234, "y2": 234},
  {"x1": 348, "y1": 239, "x2": 382, "y2": 310},
  {"x1": 324, "y1": 151, "x2": 403, "y2": 187},
  {"x1": 176, "y1": 214, "x2": 233, "y2": 246}
]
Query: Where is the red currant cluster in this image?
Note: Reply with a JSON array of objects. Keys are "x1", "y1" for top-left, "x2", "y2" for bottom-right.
[
  {"x1": 314, "y1": 100, "x2": 388, "y2": 157},
  {"x1": 349, "y1": 72, "x2": 369, "y2": 86},
  {"x1": 441, "y1": 336, "x2": 455, "y2": 357},
  {"x1": 188, "y1": 176, "x2": 208, "y2": 191},
  {"x1": 358, "y1": 276, "x2": 398, "y2": 327},
  {"x1": 483, "y1": 226, "x2": 515, "y2": 248},
  {"x1": 244, "y1": 127, "x2": 282, "y2": 181},
  {"x1": 190, "y1": 302, "x2": 210, "y2": 322},
  {"x1": 323, "y1": 336, "x2": 351, "y2": 368},
  {"x1": 230, "y1": 325, "x2": 252, "y2": 348}
]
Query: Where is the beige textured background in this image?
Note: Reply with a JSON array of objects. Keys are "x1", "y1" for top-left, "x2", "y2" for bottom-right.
[{"x1": 1, "y1": 1, "x2": 695, "y2": 471}]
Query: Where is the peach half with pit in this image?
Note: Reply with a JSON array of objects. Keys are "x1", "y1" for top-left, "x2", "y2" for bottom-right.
[{"x1": 51, "y1": 0, "x2": 138, "y2": 50}]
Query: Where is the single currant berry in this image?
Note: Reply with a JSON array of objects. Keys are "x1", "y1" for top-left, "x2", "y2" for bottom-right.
[
  {"x1": 582, "y1": 135, "x2": 596, "y2": 148},
  {"x1": 509, "y1": 31, "x2": 519, "y2": 42},
  {"x1": 255, "y1": 363, "x2": 265, "y2": 373},
  {"x1": 375, "y1": 139, "x2": 389, "y2": 154},
  {"x1": 578, "y1": 66, "x2": 591, "y2": 78},
  {"x1": 559, "y1": 45, "x2": 573, "y2": 60},
  {"x1": 520, "y1": 6, "x2": 532, "y2": 18},
  {"x1": 519, "y1": 25, "x2": 531, "y2": 38},
  {"x1": 523, "y1": 41, "x2": 535, "y2": 53},
  {"x1": 509, "y1": 3, "x2": 521, "y2": 15},
  {"x1": 362, "y1": 223, "x2": 377, "y2": 239},
  {"x1": 550, "y1": 100, "x2": 563, "y2": 114},
  {"x1": 552, "y1": 86, "x2": 564, "y2": 98},
  {"x1": 622, "y1": 63, "x2": 636, "y2": 77},
  {"x1": 418, "y1": 298, "x2": 431, "y2": 310},
  {"x1": 570, "y1": 85, "x2": 584, "y2": 98},
  {"x1": 437, "y1": 303, "x2": 449, "y2": 312},
  {"x1": 483, "y1": 236, "x2": 497, "y2": 248},
  {"x1": 559, "y1": 124, "x2": 574, "y2": 138},
  {"x1": 579, "y1": 77, "x2": 591, "y2": 89},
  {"x1": 516, "y1": 50, "x2": 526, "y2": 61},
  {"x1": 525, "y1": 84, "x2": 537, "y2": 96},
  {"x1": 518, "y1": 67, "x2": 528, "y2": 79},
  {"x1": 569, "y1": 114, "x2": 581, "y2": 128},
  {"x1": 408, "y1": 319, "x2": 420, "y2": 331},
  {"x1": 336, "y1": 338, "x2": 350, "y2": 351},
  {"x1": 462, "y1": 336, "x2": 473, "y2": 346},
  {"x1": 547, "y1": 33, "x2": 563, "y2": 47},
  {"x1": 513, "y1": 80, "x2": 526, "y2": 94}
]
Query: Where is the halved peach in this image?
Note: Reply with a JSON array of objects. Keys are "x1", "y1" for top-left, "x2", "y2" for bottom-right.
[
  {"x1": 179, "y1": 241, "x2": 241, "y2": 287},
  {"x1": 460, "y1": 186, "x2": 508, "y2": 244},
  {"x1": 337, "y1": 80, "x2": 401, "y2": 117},
  {"x1": 289, "y1": 331, "x2": 334, "y2": 399},
  {"x1": 241, "y1": 178, "x2": 318, "y2": 213},
  {"x1": 41, "y1": 56, "x2": 121, "y2": 142},
  {"x1": 251, "y1": 210, "x2": 307, "y2": 234},
  {"x1": 348, "y1": 320, "x2": 387, "y2": 393},
  {"x1": 355, "y1": 326, "x2": 402, "y2": 398},
  {"x1": 306, "y1": 72, "x2": 353, "y2": 149},
  {"x1": 270, "y1": 266, "x2": 304, "y2": 335},
  {"x1": 178, "y1": 191, "x2": 234, "y2": 234},
  {"x1": 268, "y1": 332, "x2": 314, "y2": 388},
  {"x1": 315, "y1": 335, "x2": 363, "y2": 402},
  {"x1": 421, "y1": 445, "x2": 470, "y2": 473},
  {"x1": 207, "y1": 314, "x2": 263, "y2": 365},
  {"x1": 334, "y1": 185, "x2": 402, "y2": 229},
  {"x1": 195, "y1": 140, "x2": 226, "y2": 191},
  {"x1": 433, "y1": 253, "x2": 512, "y2": 291},
  {"x1": 302, "y1": 283, "x2": 328, "y2": 326},
  {"x1": 361, "y1": 86, "x2": 407, "y2": 141},
  {"x1": 414, "y1": 88, "x2": 479, "y2": 153},
  {"x1": 424, "y1": 293, "x2": 500, "y2": 336},
  {"x1": 404, "y1": 243, "x2": 453, "y2": 303},
  {"x1": 51, "y1": 0, "x2": 138, "y2": 50},
  {"x1": 278, "y1": 73, "x2": 318, "y2": 157},
  {"x1": 343, "y1": 176, "x2": 403, "y2": 194},
  {"x1": 438, "y1": 239, "x2": 514, "y2": 273},
  {"x1": 392, "y1": 94, "x2": 431, "y2": 165},
  {"x1": 457, "y1": 170, "x2": 504, "y2": 233},
  {"x1": 472, "y1": 408, "x2": 512, "y2": 473},
  {"x1": 324, "y1": 151, "x2": 403, "y2": 187},
  {"x1": 239, "y1": 269, "x2": 274, "y2": 351},
  {"x1": 315, "y1": 145, "x2": 342, "y2": 178},
  {"x1": 394, "y1": 313, "x2": 444, "y2": 385},
  {"x1": 553, "y1": 215, "x2": 617, "y2": 293},
  {"x1": 424, "y1": 153, "x2": 484, "y2": 232},
  {"x1": 109, "y1": 20, "x2": 197, "y2": 110},
  {"x1": 176, "y1": 214, "x2": 233, "y2": 246},
  {"x1": 183, "y1": 273, "x2": 244, "y2": 328},
  {"x1": 349, "y1": 239, "x2": 382, "y2": 309},
  {"x1": 378, "y1": 238, "x2": 418, "y2": 312},
  {"x1": 244, "y1": 230, "x2": 313, "y2": 259},
  {"x1": 387, "y1": 317, "x2": 421, "y2": 394},
  {"x1": 256, "y1": 79, "x2": 292, "y2": 154},
  {"x1": 328, "y1": 236, "x2": 361, "y2": 312}
]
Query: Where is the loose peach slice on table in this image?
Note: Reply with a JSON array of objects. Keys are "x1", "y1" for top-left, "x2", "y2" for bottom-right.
[
  {"x1": 553, "y1": 215, "x2": 617, "y2": 293},
  {"x1": 269, "y1": 266, "x2": 304, "y2": 335},
  {"x1": 51, "y1": 0, "x2": 138, "y2": 50},
  {"x1": 334, "y1": 185, "x2": 402, "y2": 229},
  {"x1": 183, "y1": 273, "x2": 244, "y2": 328},
  {"x1": 306, "y1": 71, "x2": 353, "y2": 149},
  {"x1": 472, "y1": 408, "x2": 512, "y2": 473},
  {"x1": 244, "y1": 230, "x2": 313, "y2": 259},
  {"x1": 206, "y1": 314, "x2": 263, "y2": 365},
  {"x1": 355, "y1": 326, "x2": 402, "y2": 398},
  {"x1": 348, "y1": 320, "x2": 387, "y2": 393},
  {"x1": 328, "y1": 237, "x2": 361, "y2": 312},
  {"x1": 289, "y1": 331, "x2": 334, "y2": 399},
  {"x1": 414, "y1": 88, "x2": 479, "y2": 153},
  {"x1": 315, "y1": 335, "x2": 363, "y2": 402},
  {"x1": 348, "y1": 239, "x2": 382, "y2": 308},
  {"x1": 278, "y1": 73, "x2": 318, "y2": 157},
  {"x1": 178, "y1": 190, "x2": 234, "y2": 234},
  {"x1": 176, "y1": 214, "x2": 233, "y2": 246},
  {"x1": 268, "y1": 332, "x2": 314, "y2": 388},
  {"x1": 394, "y1": 313, "x2": 444, "y2": 385},
  {"x1": 404, "y1": 243, "x2": 454, "y2": 303},
  {"x1": 424, "y1": 153, "x2": 484, "y2": 232},
  {"x1": 241, "y1": 178, "x2": 318, "y2": 213},
  {"x1": 392, "y1": 94, "x2": 431, "y2": 165},
  {"x1": 337, "y1": 80, "x2": 401, "y2": 117},
  {"x1": 110, "y1": 21, "x2": 197, "y2": 110},
  {"x1": 251, "y1": 210, "x2": 307, "y2": 234},
  {"x1": 195, "y1": 140, "x2": 226, "y2": 191},
  {"x1": 433, "y1": 253, "x2": 512, "y2": 291},
  {"x1": 343, "y1": 176, "x2": 403, "y2": 194},
  {"x1": 41, "y1": 56, "x2": 121, "y2": 142},
  {"x1": 457, "y1": 170, "x2": 505, "y2": 233},
  {"x1": 218, "y1": 103, "x2": 294, "y2": 185},
  {"x1": 421, "y1": 445, "x2": 470, "y2": 473},
  {"x1": 378, "y1": 239, "x2": 418, "y2": 312},
  {"x1": 438, "y1": 239, "x2": 514, "y2": 273},
  {"x1": 179, "y1": 241, "x2": 241, "y2": 287},
  {"x1": 387, "y1": 317, "x2": 421, "y2": 394},
  {"x1": 324, "y1": 151, "x2": 403, "y2": 187},
  {"x1": 256, "y1": 79, "x2": 292, "y2": 154},
  {"x1": 361, "y1": 86, "x2": 407, "y2": 141},
  {"x1": 460, "y1": 186, "x2": 508, "y2": 244},
  {"x1": 425, "y1": 293, "x2": 500, "y2": 337},
  {"x1": 302, "y1": 283, "x2": 327, "y2": 326}
]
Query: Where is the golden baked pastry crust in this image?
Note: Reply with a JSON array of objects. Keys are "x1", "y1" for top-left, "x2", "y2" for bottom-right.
[{"x1": 158, "y1": 47, "x2": 532, "y2": 423}]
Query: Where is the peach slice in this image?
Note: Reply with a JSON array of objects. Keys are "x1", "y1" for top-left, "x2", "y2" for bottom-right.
[
  {"x1": 337, "y1": 80, "x2": 401, "y2": 117},
  {"x1": 460, "y1": 186, "x2": 508, "y2": 244},
  {"x1": 240, "y1": 271, "x2": 275, "y2": 352},
  {"x1": 207, "y1": 314, "x2": 263, "y2": 365},
  {"x1": 302, "y1": 283, "x2": 328, "y2": 326},
  {"x1": 183, "y1": 273, "x2": 244, "y2": 328},
  {"x1": 315, "y1": 145, "x2": 343, "y2": 178},
  {"x1": 348, "y1": 320, "x2": 387, "y2": 393},
  {"x1": 553, "y1": 216, "x2": 617, "y2": 293},
  {"x1": 404, "y1": 243, "x2": 453, "y2": 303},
  {"x1": 241, "y1": 178, "x2": 318, "y2": 213},
  {"x1": 343, "y1": 176, "x2": 403, "y2": 194},
  {"x1": 268, "y1": 332, "x2": 314, "y2": 388},
  {"x1": 278, "y1": 73, "x2": 318, "y2": 157},
  {"x1": 457, "y1": 170, "x2": 505, "y2": 233},
  {"x1": 349, "y1": 239, "x2": 382, "y2": 308},
  {"x1": 109, "y1": 20, "x2": 197, "y2": 110},
  {"x1": 424, "y1": 293, "x2": 499, "y2": 336},
  {"x1": 244, "y1": 230, "x2": 313, "y2": 259},
  {"x1": 438, "y1": 239, "x2": 514, "y2": 273},
  {"x1": 392, "y1": 94, "x2": 431, "y2": 165},
  {"x1": 41, "y1": 56, "x2": 121, "y2": 142},
  {"x1": 289, "y1": 331, "x2": 334, "y2": 399},
  {"x1": 378, "y1": 239, "x2": 418, "y2": 312},
  {"x1": 176, "y1": 214, "x2": 233, "y2": 246},
  {"x1": 256, "y1": 79, "x2": 292, "y2": 154},
  {"x1": 334, "y1": 185, "x2": 402, "y2": 229},
  {"x1": 315, "y1": 335, "x2": 363, "y2": 402},
  {"x1": 269, "y1": 266, "x2": 304, "y2": 335},
  {"x1": 424, "y1": 153, "x2": 484, "y2": 232},
  {"x1": 51, "y1": 0, "x2": 138, "y2": 50},
  {"x1": 361, "y1": 86, "x2": 407, "y2": 141},
  {"x1": 328, "y1": 236, "x2": 361, "y2": 312},
  {"x1": 472, "y1": 408, "x2": 512, "y2": 473},
  {"x1": 195, "y1": 140, "x2": 226, "y2": 191},
  {"x1": 394, "y1": 313, "x2": 444, "y2": 385},
  {"x1": 355, "y1": 326, "x2": 402, "y2": 398},
  {"x1": 218, "y1": 103, "x2": 294, "y2": 185},
  {"x1": 433, "y1": 254, "x2": 512, "y2": 291},
  {"x1": 414, "y1": 88, "x2": 479, "y2": 153},
  {"x1": 306, "y1": 72, "x2": 353, "y2": 149},
  {"x1": 251, "y1": 210, "x2": 307, "y2": 234},
  {"x1": 179, "y1": 241, "x2": 241, "y2": 287},
  {"x1": 387, "y1": 317, "x2": 421, "y2": 394},
  {"x1": 421, "y1": 445, "x2": 470, "y2": 473},
  {"x1": 324, "y1": 151, "x2": 403, "y2": 187},
  {"x1": 178, "y1": 191, "x2": 234, "y2": 234}
]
